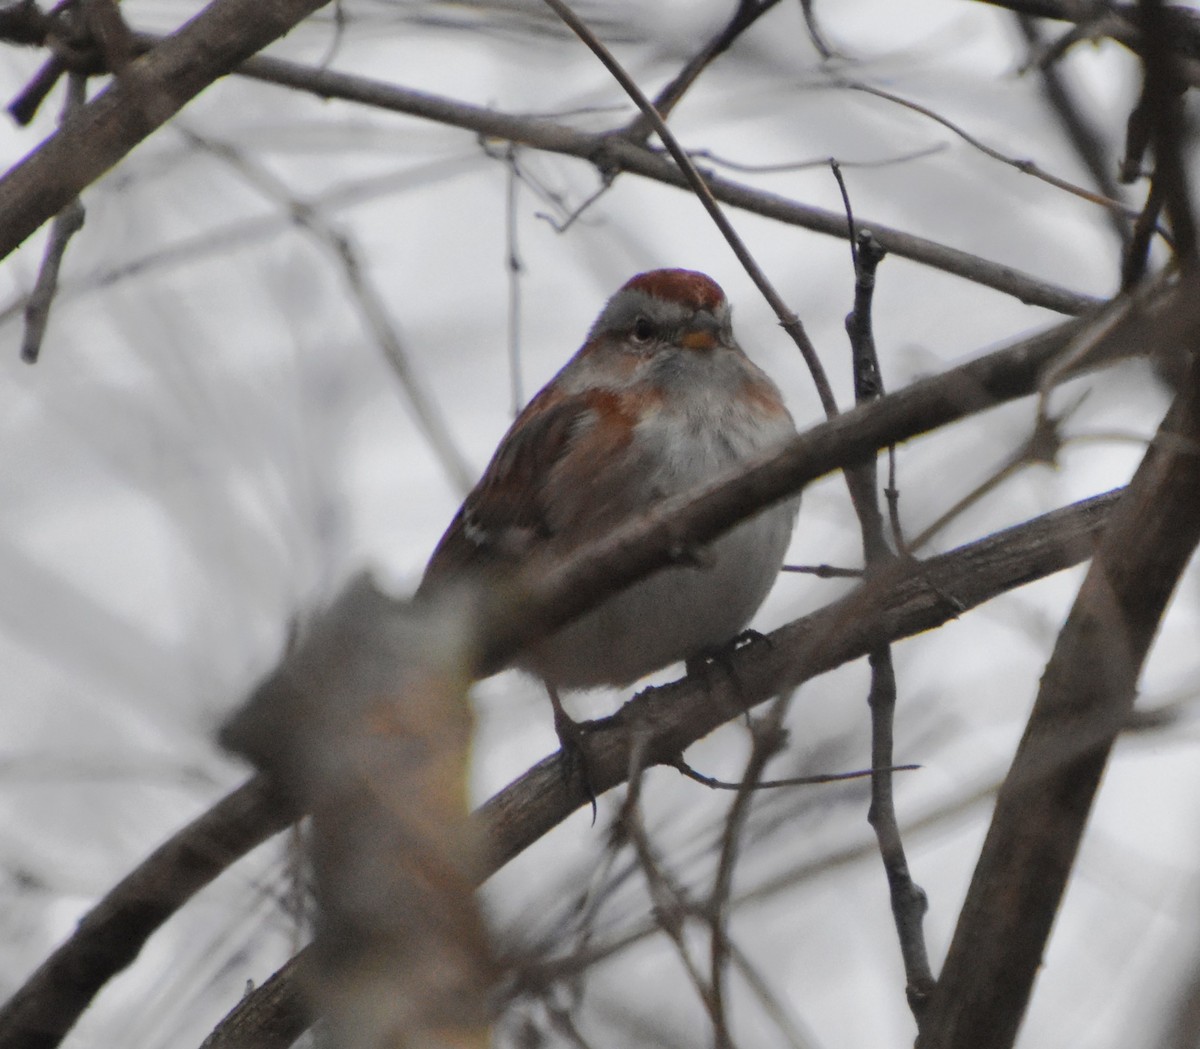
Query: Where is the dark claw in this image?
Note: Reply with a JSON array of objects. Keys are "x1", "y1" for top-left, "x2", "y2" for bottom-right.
[
  {"x1": 547, "y1": 684, "x2": 598, "y2": 822},
  {"x1": 731, "y1": 627, "x2": 772, "y2": 652},
  {"x1": 685, "y1": 628, "x2": 772, "y2": 681}
]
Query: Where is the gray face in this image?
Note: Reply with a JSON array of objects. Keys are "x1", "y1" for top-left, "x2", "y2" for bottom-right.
[{"x1": 587, "y1": 288, "x2": 734, "y2": 351}]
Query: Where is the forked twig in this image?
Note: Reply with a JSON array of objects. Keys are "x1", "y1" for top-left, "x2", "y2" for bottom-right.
[
  {"x1": 539, "y1": 0, "x2": 839, "y2": 418},
  {"x1": 832, "y1": 159, "x2": 935, "y2": 1017},
  {"x1": 20, "y1": 72, "x2": 87, "y2": 363}
]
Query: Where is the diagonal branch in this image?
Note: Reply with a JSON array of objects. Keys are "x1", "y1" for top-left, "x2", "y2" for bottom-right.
[
  {"x1": 204, "y1": 486, "x2": 1124, "y2": 1049},
  {"x1": 540, "y1": 0, "x2": 838, "y2": 414},
  {"x1": 623, "y1": 0, "x2": 785, "y2": 142},
  {"x1": 0, "y1": 295, "x2": 1158, "y2": 1049},
  {"x1": 225, "y1": 52, "x2": 1102, "y2": 316},
  {"x1": 971, "y1": 0, "x2": 1200, "y2": 87},
  {"x1": 0, "y1": 777, "x2": 294, "y2": 1049},
  {"x1": 917, "y1": 290, "x2": 1200, "y2": 1049},
  {"x1": 0, "y1": 0, "x2": 333, "y2": 261},
  {"x1": 0, "y1": 25, "x2": 1101, "y2": 314},
  {"x1": 1014, "y1": 14, "x2": 1132, "y2": 249}
]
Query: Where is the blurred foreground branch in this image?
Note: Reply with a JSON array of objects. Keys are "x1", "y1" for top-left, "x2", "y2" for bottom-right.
[
  {"x1": 0, "y1": 285, "x2": 1174, "y2": 1049},
  {"x1": 223, "y1": 584, "x2": 493, "y2": 1049},
  {"x1": 208, "y1": 485, "x2": 1122, "y2": 1049}
]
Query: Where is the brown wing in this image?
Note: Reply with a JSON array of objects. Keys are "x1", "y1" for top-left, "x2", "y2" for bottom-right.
[{"x1": 417, "y1": 389, "x2": 600, "y2": 595}]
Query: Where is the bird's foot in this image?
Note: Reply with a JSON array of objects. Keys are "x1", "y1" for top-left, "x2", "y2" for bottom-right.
[
  {"x1": 685, "y1": 629, "x2": 772, "y2": 682},
  {"x1": 547, "y1": 685, "x2": 599, "y2": 822}
]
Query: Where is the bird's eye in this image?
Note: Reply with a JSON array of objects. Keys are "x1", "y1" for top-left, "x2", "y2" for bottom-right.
[{"x1": 631, "y1": 316, "x2": 655, "y2": 343}]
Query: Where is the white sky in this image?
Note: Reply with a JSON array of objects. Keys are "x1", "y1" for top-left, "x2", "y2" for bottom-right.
[{"x1": 1, "y1": 2, "x2": 1198, "y2": 1047}]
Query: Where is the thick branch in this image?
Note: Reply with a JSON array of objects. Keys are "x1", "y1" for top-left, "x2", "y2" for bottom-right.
[
  {"x1": 223, "y1": 53, "x2": 1102, "y2": 316},
  {"x1": 0, "y1": 0, "x2": 331, "y2": 260},
  {"x1": 974, "y1": 0, "x2": 1200, "y2": 86},
  {"x1": 0, "y1": 298, "x2": 1154, "y2": 1049},
  {"x1": 0, "y1": 777, "x2": 293, "y2": 1049},
  {"x1": 476, "y1": 287, "x2": 1181, "y2": 673},
  {"x1": 0, "y1": 26, "x2": 1099, "y2": 314},
  {"x1": 918, "y1": 295, "x2": 1200, "y2": 1049},
  {"x1": 203, "y1": 487, "x2": 1122, "y2": 1049}
]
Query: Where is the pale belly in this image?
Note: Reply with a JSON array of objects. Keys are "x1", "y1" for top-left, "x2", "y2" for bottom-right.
[{"x1": 518, "y1": 495, "x2": 798, "y2": 688}]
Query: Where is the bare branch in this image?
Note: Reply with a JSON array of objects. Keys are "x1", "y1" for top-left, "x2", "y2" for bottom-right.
[
  {"x1": 918, "y1": 290, "x2": 1200, "y2": 1049},
  {"x1": 0, "y1": 777, "x2": 294, "y2": 1049},
  {"x1": 623, "y1": 0, "x2": 785, "y2": 142},
  {"x1": 834, "y1": 196, "x2": 935, "y2": 1017},
  {"x1": 22, "y1": 33, "x2": 1090, "y2": 315},
  {"x1": 799, "y1": 0, "x2": 839, "y2": 59},
  {"x1": 208, "y1": 486, "x2": 1124, "y2": 1048},
  {"x1": 0, "y1": 301, "x2": 1149, "y2": 1049},
  {"x1": 1015, "y1": 14, "x2": 1132, "y2": 249},
  {"x1": 0, "y1": 16, "x2": 1101, "y2": 314},
  {"x1": 971, "y1": 0, "x2": 1200, "y2": 87},
  {"x1": 846, "y1": 81, "x2": 1141, "y2": 221},
  {"x1": 19, "y1": 72, "x2": 86, "y2": 364},
  {"x1": 707, "y1": 704, "x2": 790, "y2": 1047},
  {"x1": 620, "y1": 741, "x2": 733, "y2": 1044},
  {"x1": 539, "y1": 0, "x2": 839, "y2": 417},
  {"x1": 0, "y1": 0, "x2": 333, "y2": 260}
]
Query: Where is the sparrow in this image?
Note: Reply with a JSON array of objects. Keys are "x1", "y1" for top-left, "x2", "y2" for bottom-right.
[{"x1": 419, "y1": 268, "x2": 799, "y2": 747}]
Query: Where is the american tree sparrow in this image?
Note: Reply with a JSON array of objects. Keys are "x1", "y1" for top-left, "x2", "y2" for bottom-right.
[{"x1": 419, "y1": 269, "x2": 799, "y2": 744}]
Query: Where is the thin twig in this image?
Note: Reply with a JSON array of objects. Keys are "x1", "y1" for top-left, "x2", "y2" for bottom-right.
[
  {"x1": 620, "y1": 733, "x2": 736, "y2": 1046},
  {"x1": 0, "y1": 153, "x2": 484, "y2": 329},
  {"x1": 481, "y1": 135, "x2": 612, "y2": 234},
  {"x1": 533, "y1": 176, "x2": 613, "y2": 233},
  {"x1": 780, "y1": 562, "x2": 863, "y2": 578},
  {"x1": 1036, "y1": 267, "x2": 1171, "y2": 421},
  {"x1": 504, "y1": 142, "x2": 525, "y2": 415},
  {"x1": 828, "y1": 162, "x2": 888, "y2": 542},
  {"x1": 501, "y1": 768, "x2": 1076, "y2": 998},
  {"x1": 799, "y1": 0, "x2": 839, "y2": 59},
  {"x1": 908, "y1": 397, "x2": 1086, "y2": 552},
  {"x1": 8, "y1": 54, "x2": 67, "y2": 125},
  {"x1": 846, "y1": 80, "x2": 1142, "y2": 221},
  {"x1": 836, "y1": 176, "x2": 936, "y2": 1018},
  {"x1": 707, "y1": 702, "x2": 790, "y2": 1047},
  {"x1": 673, "y1": 757, "x2": 920, "y2": 789},
  {"x1": 623, "y1": 0, "x2": 785, "y2": 143},
  {"x1": 689, "y1": 142, "x2": 947, "y2": 174},
  {"x1": 1015, "y1": 13, "x2": 1132, "y2": 249},
  {"x1": 5, "y1": 0, "x2": 80, "y2": 125},
  {"x1": 20, "y1": 71, "x2": 87, "y2": 364},
  {"x1": 0, "y1": 777, "x2": 294, "y2": 1049},
  {"x1": 179, "y1": 127, "x2": 474, "y2": 495},
  {"x1": 540, "y1": 0, "x2": 839, "y2": 417},
  {"x1": 1122, "y1": 176, "x2": 1166, "y2": 289},
  {"x1": 724, "y1": 938, "x2": 821, "y2": 1049}
]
